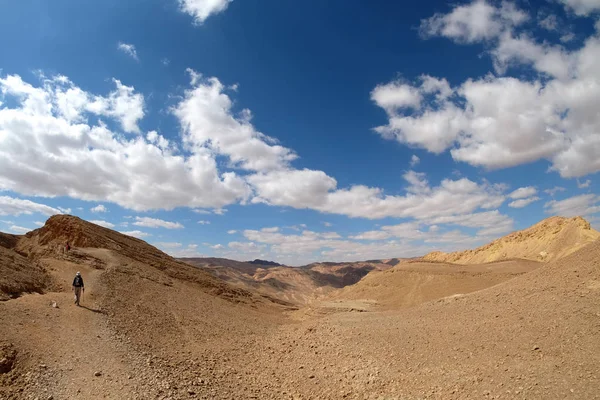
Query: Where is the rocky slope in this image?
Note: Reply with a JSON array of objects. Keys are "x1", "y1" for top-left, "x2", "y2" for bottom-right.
[{"x1": 423, "y1": 216, "x2": 599, "y2": 264}]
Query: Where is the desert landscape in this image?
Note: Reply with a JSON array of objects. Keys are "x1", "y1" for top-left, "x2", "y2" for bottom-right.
[{"x1": 1, "y1": 214, "x2": 599, "y2": 399}]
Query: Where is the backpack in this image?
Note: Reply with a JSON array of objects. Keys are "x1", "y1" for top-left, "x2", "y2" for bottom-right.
[{"x1": 73, "y1": 276, "x2": 83, "y2": 287}]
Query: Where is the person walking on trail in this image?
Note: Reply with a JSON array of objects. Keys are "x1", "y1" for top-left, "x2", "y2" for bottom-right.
[{"x1": 72, "y1": 271, "x2": 84, "y2": 306}]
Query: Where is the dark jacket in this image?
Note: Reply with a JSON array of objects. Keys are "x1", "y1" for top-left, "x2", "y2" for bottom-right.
[{"x1": 72, "y1": 276, "x2": 84, "y2": 288}]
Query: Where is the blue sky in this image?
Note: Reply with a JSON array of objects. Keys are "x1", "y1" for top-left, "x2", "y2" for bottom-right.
[{"x1": 1, "y1": 0, "x2": 599, "y2": 265}]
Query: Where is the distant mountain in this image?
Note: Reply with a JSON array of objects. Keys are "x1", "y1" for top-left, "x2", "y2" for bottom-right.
[{"x1": 247, "y1": 259, "x2": 284, "y2": 267}]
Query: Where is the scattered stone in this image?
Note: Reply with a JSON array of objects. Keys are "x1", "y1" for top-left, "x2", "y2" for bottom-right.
[
  {"x1": 532, "y1": 346, "x2": 540, "y2": 351},
  {"x1": 309, "y1": 375, "x2": 315, "y2": 379},
  {"x1": 51, "y1": 301, "x2": 58, "y2": 308},
  {"x1": 0, "y1": 344, "x2": 16, "y2": 374},
  {"x1": 94, "y1": 371, "x2": 102, "y2": 377}
]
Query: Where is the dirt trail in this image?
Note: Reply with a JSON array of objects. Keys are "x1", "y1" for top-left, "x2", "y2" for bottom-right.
[{"x1": 0, "y1": 249, "x2": 145, "y2": 399}]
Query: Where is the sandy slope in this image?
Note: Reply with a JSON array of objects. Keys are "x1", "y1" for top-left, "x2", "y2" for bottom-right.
[
  {"x1": 331, "y1": 259, "x2": 542, "y2": 309},
  {"x1": 424, "y1": 216, "x2": 600, "y2": 264}
]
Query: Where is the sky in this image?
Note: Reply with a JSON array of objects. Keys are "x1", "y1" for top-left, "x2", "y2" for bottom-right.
[{"x1": 0, "y1": 0, "x2": 599, "y2": 265}]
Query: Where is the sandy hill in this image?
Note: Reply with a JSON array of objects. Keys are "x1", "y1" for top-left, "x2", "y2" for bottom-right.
[
  {"x1": 423, "y1": 216, "x2": 600, "y2": 264},
  {"x1": 330, "y1": 258, "x2": 542, "y2": 310}
]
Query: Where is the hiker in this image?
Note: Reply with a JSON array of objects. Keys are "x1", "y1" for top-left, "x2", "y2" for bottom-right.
[
  {"x1": 65, "y1": 241, "x2": 71, "y2": 252},
  {"x1": 72, "y1": 271, "x2": 84, "y2": 306}
]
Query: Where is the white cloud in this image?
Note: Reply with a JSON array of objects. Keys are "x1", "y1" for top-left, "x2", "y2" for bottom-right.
[
  {"x1": 0, "y1": 196, "x2": 64, "y2": 216},
  {"x1": 227, "y1": 230, "x2": 237, "y2": 234},
  {"x1": 33, "y1": 221, "x2": 44, "y2": 226},
  {"x1": 261, "y1": 227, "x2": 279, "y2": 233},
  {"x1": 173, "y1": 70, "x2": 297, "y2": 172},
  {"x1": 374, "y1": 5, "x2": 600, "y2": 178},
  {"x1": 561, "y1": 32, "x2": 576, "y2": 43},
  {"x1": 133, "y1": 217, "x2": 184, "y2": 229},
  {"x1": 156, "y1": 242, "x2": 183, "y2": 249},
  {"x1": 409, "y1": 155, "x2": 420, "y2": 167},
  {"x1": 119, "y1": 230, "x2": 151, "y2": 239},
  {"x1": 544, "y1": 186, "x2": 566, "y2": 196},
  {"x1": 89, "y1": 220, "x2": 115, "y2": 228},
  {"x1": 323, "y1": 222, "x2": 333, "y2": 227},
  {"x1": 198, "y1": 220, "x2": 211, "y2": 225},
  {"x1": 577, "y1": 179, "x2": 591, "y2": 188},
  {"x1": 8, "y1": 225, "x2": 32, "y2": 234},
  {"x1": 250, "y1": 169, "x2": 506, "y2": 220},
  {"x1": 211, "y1": 244, "x2": 224, "y2": 250},
  {"x1": 229, "y1": 227, "x2": 472, "y2": 266},
  {"x1": 509, "y1": 186, "x2": 537, "y2": 199},
  {"x1": 539, "y1": 14, "x2": 558, "y2": 31},
  {"x1": 420, "y1": 0, "x2": 528, "y2": 43},
  {"x1": 545, "y1": 194, "x2": 600, "y2": 216},
  {"x1": 178, "y1": 0, "x2": 233, "y2": 24},
  {"x1": 508, "y1": 197, "x2": 541, "y2": 208},
  {"x1": 0, "y1": 73, "x2": 250, "y2": 211},
  {"x1": 161, "y1": 58, "x2": 170, "y2": 66},
  {"x1": 117, "y1": 42, "x2": 139, "y2": 61},
  {"x1": 371, "y1": 81, "x2": 422, "y2": 111},
  {"x1": 560, "y1": 0, "x2": 600, "y2": 16},
  {"x1": 192, "y1": 209, "x2": 211, "y2": 214},
  {"x1": 91, "y1": 204, "x2": 108, "y2": 213}
]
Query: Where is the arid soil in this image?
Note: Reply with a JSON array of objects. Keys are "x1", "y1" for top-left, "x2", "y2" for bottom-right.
[{"x1": 1, "y1": 215, "x2": 599, "y2": 399}]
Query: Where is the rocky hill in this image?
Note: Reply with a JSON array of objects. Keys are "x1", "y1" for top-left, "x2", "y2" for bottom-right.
[
  {"x1": 422, "y1": 216, "x2": 599, "y2": 264},
  {"x1": 182, "y1": 257, "x2": 393, "y2": 305},
  {"x1": 247, "y1": 259, "x2": 284, "y2": 267}
]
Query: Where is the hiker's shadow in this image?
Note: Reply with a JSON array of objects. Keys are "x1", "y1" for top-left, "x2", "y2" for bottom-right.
[{"x1": 79, "y1": 305, "x2": 105, "y2": 314}]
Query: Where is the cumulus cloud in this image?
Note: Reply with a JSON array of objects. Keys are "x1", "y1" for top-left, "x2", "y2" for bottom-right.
[
  {"x1": 409, "y1": 155, "x2": 420, "y2": 167},
  {"x1": 374, "y1": 1, "x2": 600, "y2": 178},
  {"x1": 544, "y1": 186, "x2": 566, "y2": 196},
  {"x1": 8, "y1": 225, "x2": 32, "y2": 234},
  {"x1": 0, "y1": 73, "x2": 250, "y2": 211},
  {"x1": 178, "y1": 0, "x2": 232, "y2": 24},
  {"x1": 545, "y1": 194, "x2": 600, "y2": 216},
  {"x1": 197, "y1": 220, "x2": 211, "y2": 225},
  {"x1": 577, "y1": 179, "x2": 591, "y2": 188},
  {"x1": 229, "y1": 227, "x2": 474, "y2": 266},
  {"x1": 509, "y1": 186, "x2": 537, "y2": 199},
  {"x1": 155, "y1": 242, "x2": 183, "y2": 248},
  {"x1": 133, "y1": 217, "x2": 184, "y2": 229},
  {"x1": 91, "y1": 204, "x2": 108, "y2": 213},
  {"x1": 227, "y1": 230, "x2": 237, "y2": 234},
  {"x1": 117, "y1": 42, "x2": 139, "y2": 61},
  {"x1": 420, "y1": 0, "x2": 528, "y2": 43},
  {"x1": 508, "y1": 197, "x2": 540, "y2": 208},
  {"x1": 250, "y1": 169, "x2": 506, "y2": 220},
  {"x1": 173, "y1": 70, "x2": 297, "y2": 172},
  {"x1": 0, "y1": 196, "x2": 64, "y2": 216},
  {"x1": 560, "y1": 0, "x2": 600, "y2": 16},
  {"x1": 89, "y1": 220, "x2": 116, "y2": 228},
  {"x1": 119, "y1": 230, "x2": 151, "y2": 238}
]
